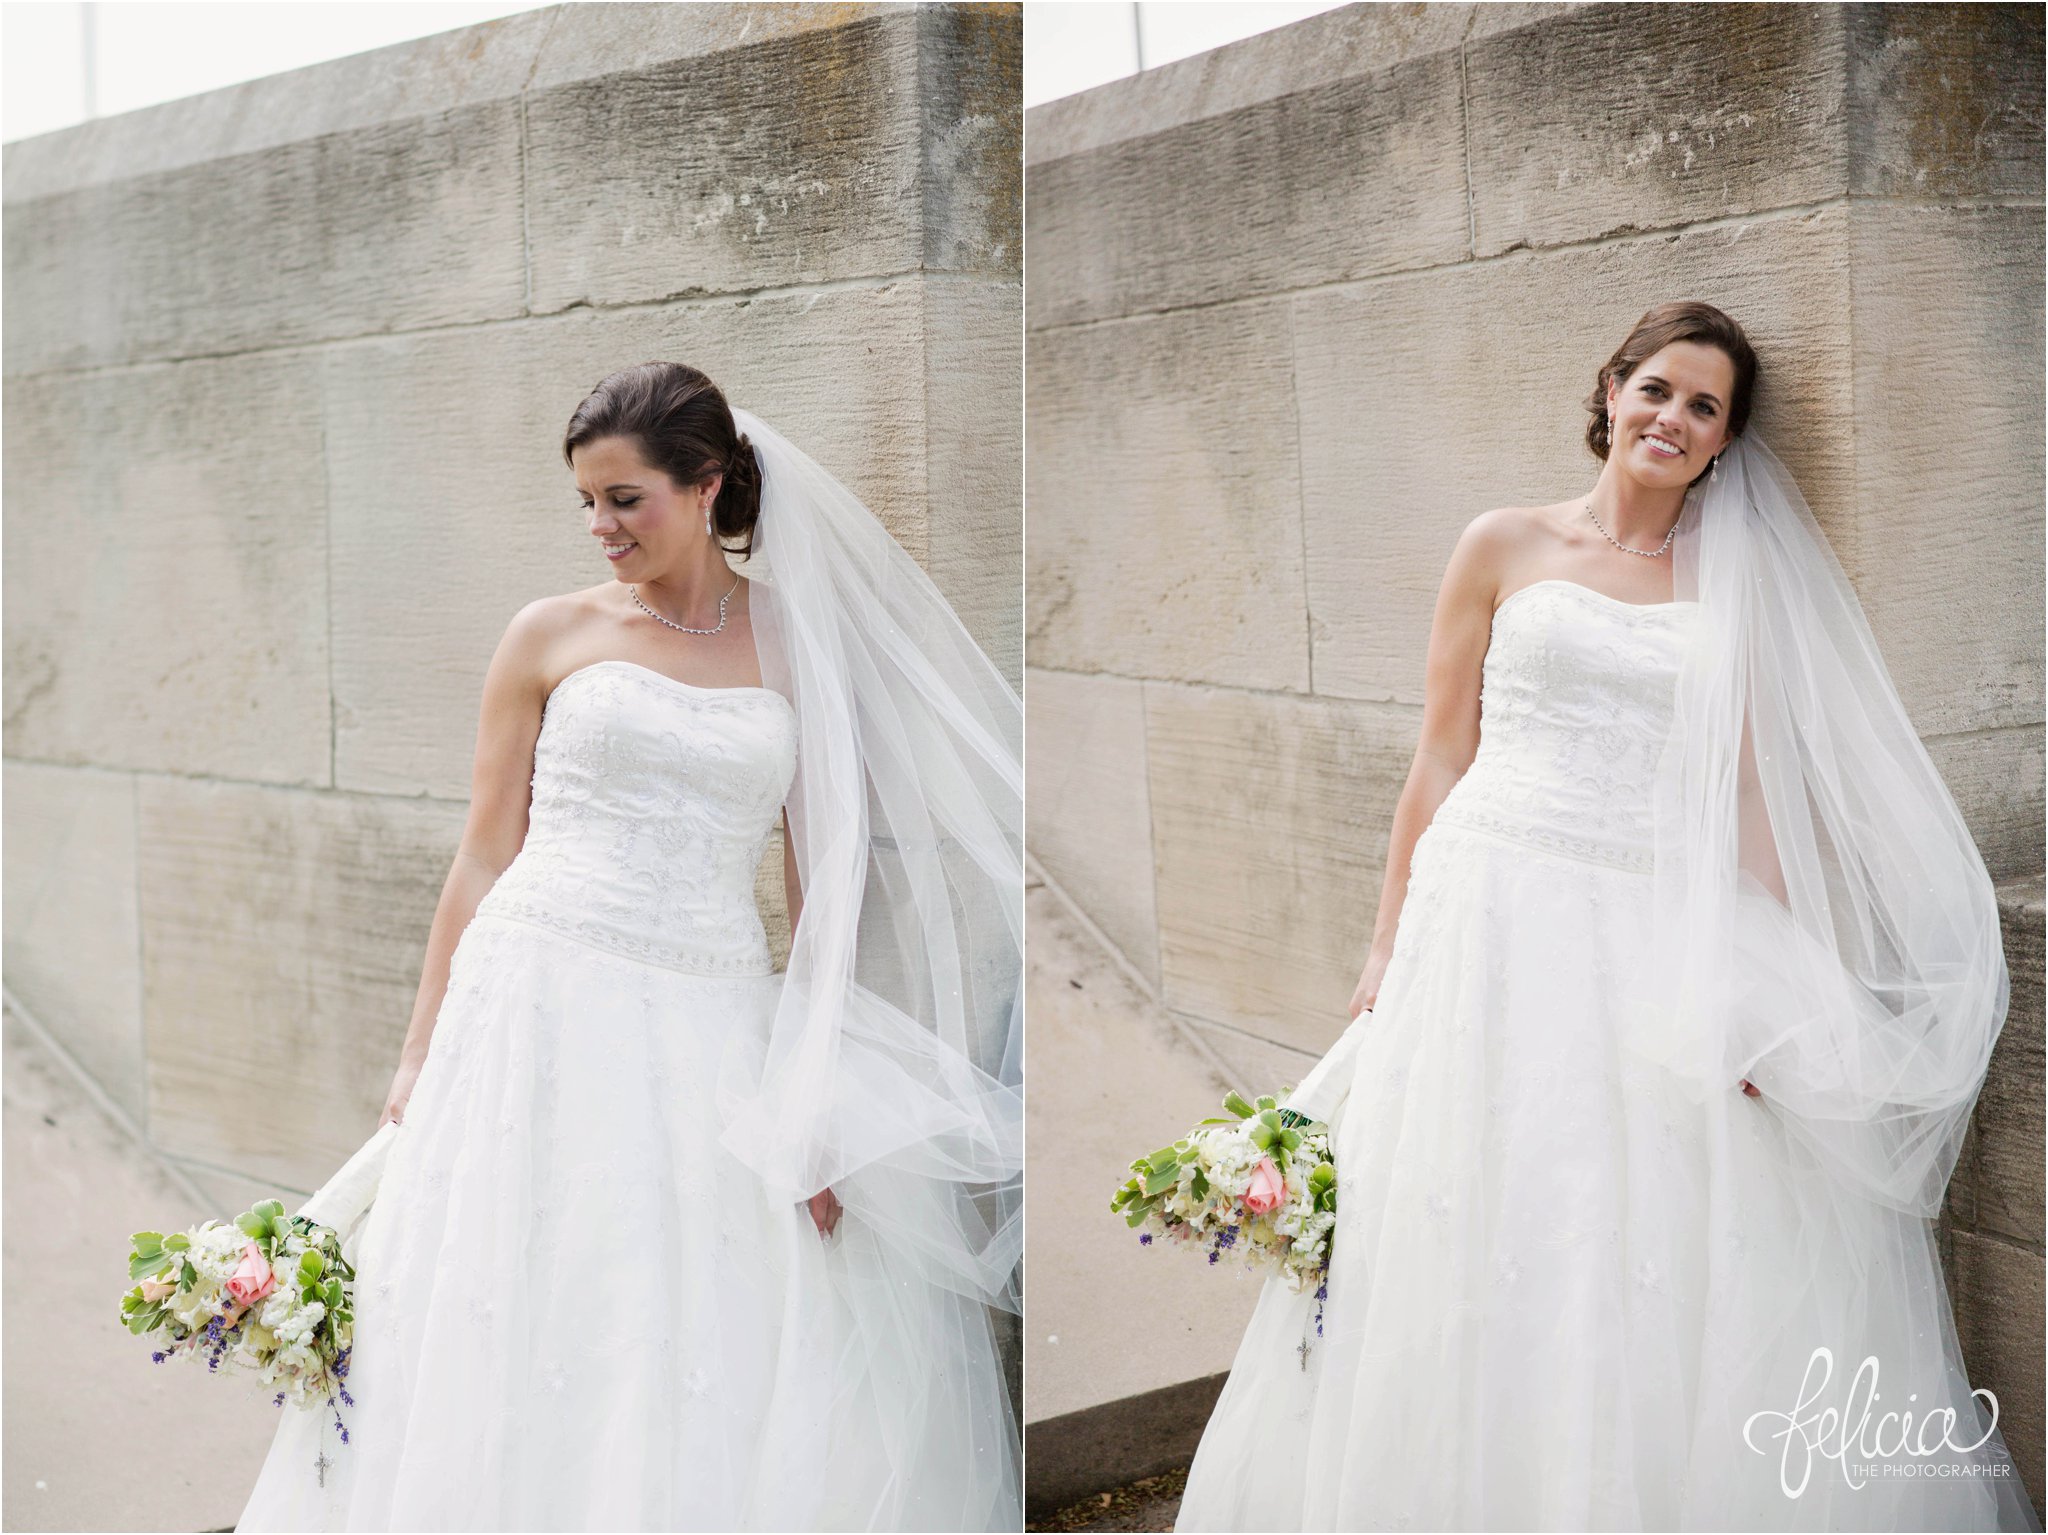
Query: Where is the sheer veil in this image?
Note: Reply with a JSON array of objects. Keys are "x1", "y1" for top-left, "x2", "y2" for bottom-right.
[
  {"x1": 717, "y1": 409, "x2": 1022, "y2": 1528},
  {"x1": 1642, "y1": 431, "x2": 2035, "y2": 1526}
]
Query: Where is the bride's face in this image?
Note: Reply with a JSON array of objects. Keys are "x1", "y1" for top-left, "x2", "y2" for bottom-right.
[
  {"x1": 1604, "y1": 341, "x2": 1735, "y2": 487},
  {"x1": 571, "y1": 434, "x2": 720, "y2": 577}
]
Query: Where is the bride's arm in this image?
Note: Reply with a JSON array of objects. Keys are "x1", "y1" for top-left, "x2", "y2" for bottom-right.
[
  {"x1": 379, "y1": 601, "x2": 554, "y2": 1127},
  {"x1": 1350, "y1": 514, "x2": 1505, "y2": 1018},
  {"x1": 780, "y1": 807, "x2": 804, "y2": 936},
  {"x1": 777, "y1": 804, "x2": 840, "y2": 1237}
]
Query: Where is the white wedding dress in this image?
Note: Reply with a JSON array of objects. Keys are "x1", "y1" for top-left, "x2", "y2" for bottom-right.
[
  {"x1": 1176, "y1": 580, "x2": 2037, "y2": 1532},
  {"x1": 236, "y1": 657, "x2": 1017, "y2": 1532}
]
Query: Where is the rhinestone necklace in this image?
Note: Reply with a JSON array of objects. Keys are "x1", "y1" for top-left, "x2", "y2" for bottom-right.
[
  {"x1": 1584, "y1": 496, "x2": 1676, "y2": 559},
  {"x1": 630, "y1": 575, "x2": 741, "y2": 635}
]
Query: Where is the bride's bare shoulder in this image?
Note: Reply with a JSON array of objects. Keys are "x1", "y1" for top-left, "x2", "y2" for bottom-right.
[
  {"x1": 1444, "y1": 503, "x2": 1552, "y2": 576},
  {"x1": 1466, "y1": 501, "x2": 1571, "y2": 545}
]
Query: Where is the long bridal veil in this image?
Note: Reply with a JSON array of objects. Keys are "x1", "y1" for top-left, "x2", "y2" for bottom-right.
[
  {"x1": 717, "y1": 409, "x2": 1023, "y2": 1528},
  {"x1": 1643, "y1": 431, "x2": 2037, "y2": 1528}
]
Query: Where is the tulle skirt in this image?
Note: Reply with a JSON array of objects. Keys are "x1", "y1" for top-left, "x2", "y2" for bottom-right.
[
  {"x1": 235, "y1": 910, "x2": 1018, "y2": 1532},
  {"x1": 1177, "y1": 819, "x2": 2038, "y2": 1532}
]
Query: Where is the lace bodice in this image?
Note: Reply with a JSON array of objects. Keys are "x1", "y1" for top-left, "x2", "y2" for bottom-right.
[
  {"x1": 1429, "y1": 579, "x2": 1699, "y2": 872},
  {"x1": 473, "y1": 659, "x2": 798, "y2": 974}
]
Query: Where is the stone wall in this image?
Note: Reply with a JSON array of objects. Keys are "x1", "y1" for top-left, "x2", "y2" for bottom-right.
[
  {"x1": 2, "y1": 2, "x2": 1022, "y2": 1204},
  {"x1": 1025, "y1": 0, "x2": 2045, "y2": 1504}
]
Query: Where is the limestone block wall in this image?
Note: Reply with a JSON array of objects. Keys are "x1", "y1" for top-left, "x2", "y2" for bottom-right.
[
  {"x1": 1025, "y1": 0, "x2": 2045, "y2": 1496},
  {"x1": 2, "y1": 1, "x2": 1022, "y2": 1205}
]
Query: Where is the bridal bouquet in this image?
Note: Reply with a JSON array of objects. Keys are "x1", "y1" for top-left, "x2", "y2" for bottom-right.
[
  {"x1": 120, "y1": 1197, "x2": 356, "y2": 1436},
  {"x1": 1111, "y1": 1090, "x2": 1337, "y2": 1296}
]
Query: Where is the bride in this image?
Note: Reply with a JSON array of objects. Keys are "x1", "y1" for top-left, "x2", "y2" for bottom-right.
[
  {"x1": 234, "y1": 363, "x2": 1022, "y2": 1531},
  {"x1": 1174, "y1": 303, "x2": 2039, "y2": 1532}
]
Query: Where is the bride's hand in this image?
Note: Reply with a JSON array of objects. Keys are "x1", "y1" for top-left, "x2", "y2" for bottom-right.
[
  {"x1": 379, "y1": 1056, "x2": 423, "y2": 1130},
  {"x1": 807, "y1": 1187, "x2": 843, "y2": 1239},
  {"x1": 1349, "y1": 945, "x2": 1391, "y2": 1020},
  {"x1": 1739, "y1": 1078, "x2": 1762, "y2": 1098}
]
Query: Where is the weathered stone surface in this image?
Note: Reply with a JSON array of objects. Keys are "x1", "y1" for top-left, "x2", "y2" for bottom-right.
[
  {"x1": 1973, "y1": 878, "x2": 2045, "y2": 1250},
  {"x1": 526, "y1": 3, "x2": 890, "y2": 92},
  {"x1": 1293, "y1": 209, "x2": 1855, "y2": 705},
  {"x1": 925, "y1": 276, "x2": 1024, "y2": 686},
  {"x1": 0, "y1": 8, "x2": 555, "y2": 200},
  {"x1": 1948, "y1": 1227, "x2": 2046, "y2": 1509},
  {"x1": 1023, "y1": 884, "x2": 1260, "y2": 1427},
  {"x1": 324, "y1": 283, "x2": 930, "y2": 799},
  {"x1": 1025, "y1": 47, "x2": 1466, "y2": 329},
  {"x1": 1849, "y1": 202, "x2": 2046, "y2": 739},
  {"x1": 1145, "y1": 683, "x2": 1412, "y2": 1050},
  {"x1": 915, "y1": 4, "x2": 1022, "y2": 276},
  {"x1": 1466, "y1": 4, "x2": 1846, "y2": 259},
  {"x1": 1846, "y1": 3, "x2": 2046, "y2": 200},
  {"x1": 1026, "y1": 300, "x2": 1309, "y2": 693},
  {"x1": 525, "y1": 14, "x2": 922, "y2": 310},
  {"x1": 2, "y1": 103, "x2": 527, "y2": 376},
  {"x1": 1, "y1": 763, "x2": 144, "y2": 1126},
  {"x1": 1, "y1": 354, "x2": 332, "y2": 786},
  {"x1": 1926, "y1": 726, "x2": 2047, "y2": 891},
  {"x1": 1025, "y1": 3, "x2": 1573, "y2": 166},
  {"x1": 137, "y1": 777, "x2": 466, "y2": 1189},
  {"x1": 1025, "y1": 667, "x2": 1159, "y2": 987},
  {"x1": 1180, "y1": 1013, "x2": 1321, "y2": 1101}
]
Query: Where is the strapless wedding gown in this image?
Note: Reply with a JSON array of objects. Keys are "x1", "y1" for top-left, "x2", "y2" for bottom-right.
[
  {"x1": 1176, "y1": 580, "x2": 2037, "y2": 1532},
  {"x1": 235, "y1": 658, "x2": 1017, "y2": 1532}
]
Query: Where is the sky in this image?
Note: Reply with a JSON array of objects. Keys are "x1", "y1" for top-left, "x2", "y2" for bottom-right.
[{"x1": 3, "y1": 1, "x2": 1348, "y2": 143}]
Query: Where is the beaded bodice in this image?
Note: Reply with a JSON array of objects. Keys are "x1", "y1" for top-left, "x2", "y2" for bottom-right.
[
  {"x1": 473, "y1": 660, "x2": 797, "y2": 974},
  {"x1": 1429, "y1": 579, "x2": 1699, "y2": 873}
]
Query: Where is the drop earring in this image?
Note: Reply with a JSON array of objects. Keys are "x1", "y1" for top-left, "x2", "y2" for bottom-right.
[{"x1": 704, "y1": 498, "x2": 714, "y2": 536}]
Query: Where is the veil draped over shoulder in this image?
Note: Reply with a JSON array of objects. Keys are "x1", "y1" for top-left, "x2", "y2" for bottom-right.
[
  {"x1": 716, "y1": 409, "x2": 1022, "y2": 1527},
  {"x1": 1640, "y1": 431, "x2": 2034, "y2": 1524}
]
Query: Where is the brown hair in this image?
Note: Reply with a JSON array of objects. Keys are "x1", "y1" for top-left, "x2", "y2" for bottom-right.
[
  {"x1": 1585, "y1": 301, "x2": 1758, "y2": 485},
  {"x1": 562, "y1": 363, "x2": 763, "y2": 559}
]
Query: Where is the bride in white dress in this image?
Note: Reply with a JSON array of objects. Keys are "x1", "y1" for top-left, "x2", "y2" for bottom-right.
[
  {"x1": 1174, "y1": 303, "x2": 2038, "y2": 1532},
  {"x1": 234, "y1": 364, "x2": 1022, "y2": 1531}
]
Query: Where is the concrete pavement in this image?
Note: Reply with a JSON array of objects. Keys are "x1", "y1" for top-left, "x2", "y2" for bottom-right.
[{"x1": 3, "y1": 1000, "x2": 281, "y2": 1533}]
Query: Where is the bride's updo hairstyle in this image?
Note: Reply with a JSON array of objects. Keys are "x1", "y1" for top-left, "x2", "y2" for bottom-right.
[
  {"x1": 563, "y1": 362, "x2": 764, "y2": 560},
  {"x1": 1584, "y1": 301, "x2": 1759, "y2": 488}
]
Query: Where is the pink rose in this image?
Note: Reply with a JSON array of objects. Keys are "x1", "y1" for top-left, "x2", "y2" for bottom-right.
[
  {"x1": 137, "y1": 1272, "x2": 179, "y2": 1304},
  {"x1": 224, "y1": 1242, "x2": 277, "y2": 1313},
  {"x1": 1244, "y1": 1157, "x2": 1286, "y2": 1216}
]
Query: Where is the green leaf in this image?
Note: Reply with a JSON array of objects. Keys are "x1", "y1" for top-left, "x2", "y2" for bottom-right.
[
  {"x1": 1221, "y1": 1090, "x2": 1255, "y2": 1119},
  {"x1": 1280, "y1": 1128, "x2": 1302, "y2": 1152},
  {"x1": 162, "y1": 1233, "x2": 190, "y2": 1253},
  {"x1": 181, "y1": 1259, "x2": 198, "y2": 1288},
  {"x1": 1255, "y1": 1095, "x2": 1278, "y2": 1113},
  {"x1": 129, "y1": 1251, "x2": 172, "y2": 1282},
  {"x1": 1143, "y1": 1165, "x2": 1180, "y2": 1197},
  {"x1": 1124, "y1": 1208, "x2": 1151, "y2": 1228},
  {"x1": 299, "y1": 1250, "x2": 326, "y2": 1282},
  {"x1": 129, "y1": 1232, "x2": 164, "y2": 1256},
  {"x1": 1249, "y1": 1122, "x2": 1275, "y2": 1151}
]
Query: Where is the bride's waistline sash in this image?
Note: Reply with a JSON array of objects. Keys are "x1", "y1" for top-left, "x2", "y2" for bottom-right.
[
  {"x1": 1428, "y1": 799, "x2": 1655, "y2": 874},
  {"x1": 467, "y1": 899, "x2": 780, "y2": 979}
]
